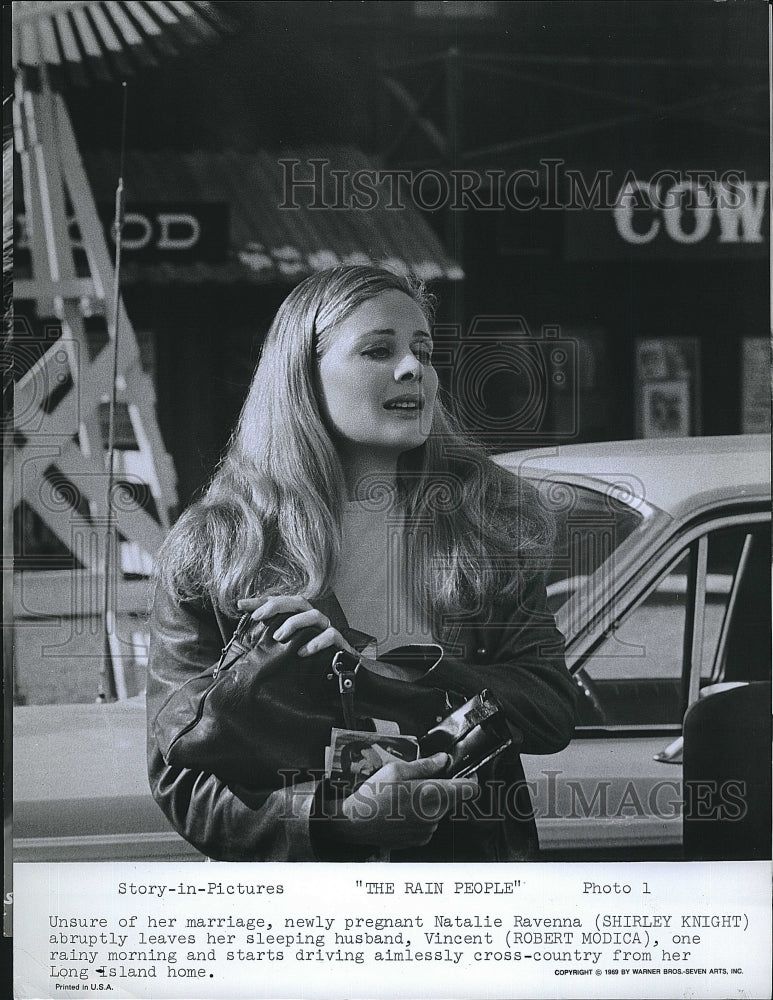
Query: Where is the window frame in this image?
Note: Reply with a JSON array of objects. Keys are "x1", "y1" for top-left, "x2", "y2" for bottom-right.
[{"x1": 705, "y1": 528, "x2": 759, "y2": 684}]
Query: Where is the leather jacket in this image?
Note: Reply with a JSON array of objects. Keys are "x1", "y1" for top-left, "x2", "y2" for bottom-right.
[{"x1": 147, "y1": 573, "x2": 578, "y2": 862}]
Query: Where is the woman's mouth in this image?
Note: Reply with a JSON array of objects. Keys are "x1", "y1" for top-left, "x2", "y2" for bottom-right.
[{"x1": 384, "y1": 396, "x2": 423, "y2": 411}]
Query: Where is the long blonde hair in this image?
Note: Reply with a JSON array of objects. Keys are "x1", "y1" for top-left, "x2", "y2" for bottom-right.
[{"x1": 156, "y1": 265, "x2": 553, "y2": 631}]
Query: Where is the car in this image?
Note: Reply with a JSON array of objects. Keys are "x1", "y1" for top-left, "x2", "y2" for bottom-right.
[
  {"x1": 13, "y1": 435, "x2": 771, "y2": 862},
  {"x1": 499, "y1": 434, "x2": 771, "y2": 858}
]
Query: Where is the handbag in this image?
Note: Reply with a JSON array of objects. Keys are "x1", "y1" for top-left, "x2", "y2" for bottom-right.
[{"x1": 153, "y1": 611, "x2": 460, "y2": 792}]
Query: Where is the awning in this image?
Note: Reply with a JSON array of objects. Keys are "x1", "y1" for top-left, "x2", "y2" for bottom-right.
[
  {"x1": 12, "y1": 1, "x2": 233, "y2": 87},
  {"x1": 42, "y1": 147, "x2": 463, "y2": 284}
]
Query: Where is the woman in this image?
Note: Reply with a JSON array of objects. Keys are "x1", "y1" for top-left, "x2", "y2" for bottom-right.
[{"x1": 147, "y1": 264, "x2": 577, "y2": 862}]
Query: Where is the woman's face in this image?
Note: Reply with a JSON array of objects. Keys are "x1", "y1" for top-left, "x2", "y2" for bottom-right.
[{"x1": 317, "y1": 289, "x2": 438, "y2": 458}]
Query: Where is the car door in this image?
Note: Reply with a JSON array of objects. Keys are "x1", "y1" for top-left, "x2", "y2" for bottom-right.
[{"x1": 523, "y1": 506, "x2": 770, "y2": 858}]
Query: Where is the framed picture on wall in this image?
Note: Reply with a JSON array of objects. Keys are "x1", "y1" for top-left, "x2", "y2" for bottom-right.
[
  {"x1": 635, "y1": 338, "x2": 700, "y2": 438},
  {"x1": 741, "y1": 338, "x2": 771, "y2": 434},
  {"x1": 641, "y1": 379, "x2": 691, "y2": 438}
]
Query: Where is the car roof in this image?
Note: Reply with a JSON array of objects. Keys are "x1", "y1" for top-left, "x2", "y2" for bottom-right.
[{"x1": 494, "y1": 435, "x2": 771, "y2": 519}]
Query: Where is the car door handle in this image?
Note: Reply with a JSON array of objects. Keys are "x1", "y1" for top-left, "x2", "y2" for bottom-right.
[{"x1": 653, "y1": 735, "x2": 683, "y2": 763}]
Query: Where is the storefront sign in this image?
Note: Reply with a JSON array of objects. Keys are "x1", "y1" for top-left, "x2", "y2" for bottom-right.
[
  {"x1": 15, "y1": 202, "x2": 230, "y2": 264},
  {"x1": 613, "y1": 180, "x2": 767, "y2": 246},
  {"x1": 565, "y1": 175, "x2": 768, "y2": 260}
]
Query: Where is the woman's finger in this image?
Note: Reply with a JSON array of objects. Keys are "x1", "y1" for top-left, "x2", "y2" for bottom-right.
[
  {"x1": 298, "y1": 627, "x2": 356, "y2": 657},
  {"x1": 238, "y1": 595, "x2": 312, "y2": 623},
  {"x1": 375, "y1": 753, "x2": 450, "y2": 782},
  {"x1": 297, "y1": 628, "x2": 357, "y2": 658},
  {"x1": 272, "y1": 608, "x2": 331, "y2": 642},
  {"x1": 236, "y1": 597, "x2": 266, "y2": 610}
]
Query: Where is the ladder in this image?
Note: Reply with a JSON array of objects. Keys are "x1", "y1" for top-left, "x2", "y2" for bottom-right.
[{"x1": 12, "y1": 73, "x2": 177, "y2": 700}]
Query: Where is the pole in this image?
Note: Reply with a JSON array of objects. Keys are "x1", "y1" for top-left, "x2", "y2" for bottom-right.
[{"x1": 98, "y1": 82, "x2": 128, "y2": 703}]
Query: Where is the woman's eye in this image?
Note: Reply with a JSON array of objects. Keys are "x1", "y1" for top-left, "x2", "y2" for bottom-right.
[
  {"x1": 414, "y1": 344, "x2": 433, "y2": 364},
  {"x1": 363, "y1": 346, "x2": 391, "y2": 359}
]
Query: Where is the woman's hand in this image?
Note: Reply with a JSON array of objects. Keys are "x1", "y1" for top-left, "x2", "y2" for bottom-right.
[
  {"x1": 335, "y1": 753, "x2": 479, "y2": 849},
  {"x1": 236, "y1": 595, "x2": 358, "y2": 658}
]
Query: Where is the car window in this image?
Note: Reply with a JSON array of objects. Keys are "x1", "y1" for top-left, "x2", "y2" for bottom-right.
[
  {"x1": 535, "y1": 480, "x2": 644, "y2": 615},
  {"x1": 576, "y1": 550, "x2": 689, "y2": 726}
]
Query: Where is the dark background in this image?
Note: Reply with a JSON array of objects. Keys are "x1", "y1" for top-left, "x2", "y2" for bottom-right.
[{"x1": 16, "y1": 1, "x2": 772, "y2": 506}]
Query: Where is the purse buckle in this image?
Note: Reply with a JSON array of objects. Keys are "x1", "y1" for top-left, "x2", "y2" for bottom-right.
[
  {"x1": 332, "y1": 650, "x2": 361, "y2": 729},
  {"x1": 331, "y1": 649, "x2": 360, "y2": 693}
]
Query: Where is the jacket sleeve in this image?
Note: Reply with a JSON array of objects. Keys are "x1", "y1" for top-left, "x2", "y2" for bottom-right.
[
  {"x1": 146, "y1": 586, "x2": 320, "y2": 861},
  {"x1": 425, "y1": 573, "x2": 578, "y2": 755}
]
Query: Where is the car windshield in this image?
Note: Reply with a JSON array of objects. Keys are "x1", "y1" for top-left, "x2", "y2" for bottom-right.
[{"x1": 530, "y1": 478, "x2": 645, "y2": 614}]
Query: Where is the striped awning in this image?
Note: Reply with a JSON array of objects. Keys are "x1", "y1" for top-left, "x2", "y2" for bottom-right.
[
  {"x1": 60, "y1": 147, "x2": 464, "y2": 283},
  {"x1": 12, "y1": 1, "x2": 232, "y2": 86}
]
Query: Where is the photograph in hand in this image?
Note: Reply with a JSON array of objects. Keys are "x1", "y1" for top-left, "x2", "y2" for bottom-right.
[{"x1": 327, "y1": 729, "x2": 421, "y2": 794}]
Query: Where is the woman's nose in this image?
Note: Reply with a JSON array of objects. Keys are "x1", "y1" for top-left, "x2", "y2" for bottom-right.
[{"x1": 394, "y1": 352, "x2": 423, "y2": 381}]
